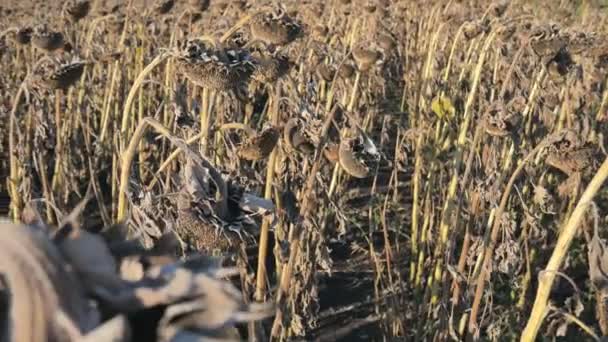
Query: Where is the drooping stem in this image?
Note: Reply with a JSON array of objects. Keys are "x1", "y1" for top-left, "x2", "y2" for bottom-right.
[{"x1": 119, "y1": 51, "x2": 171, "y2": 146}]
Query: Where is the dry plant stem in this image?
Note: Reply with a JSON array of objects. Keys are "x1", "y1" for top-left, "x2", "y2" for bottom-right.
[
  {"x1": 548, "y1": 305, "x2": 600, "y2": 341},
  {"x1": 409, "y1": 134, "x2": 423, "y2": 282},
  {"x1": 99, "y1": 61, "x2": 120, "y2": 142},
  {"x1": 84, "y1": 15, "x2": 116, "y2": 55},
  {"x1": 429, "y1": 31, "x2": 496, "y2": 304},
  {"x1": 468, "y1": 137, "x2": 552, "y2": 334},
  {"x1": 443, "y1": 24, "x2": 466, "y2": 82},
  {"x1": 255, "y1": 86, "x2": 280, "y2": 302},
  {"x1": 327, "y1": 164, "x2": 341, "y2": 197},
  {"x1": 136, "y1": 41, "x2": 146, "y2": 180},
  {"x1": 163, "y1": 36, "x2": 175, "y2": 128},
  {"x1": 416, "y1": 23, "x2": 445, "y2": 116},
  {"x1": 391, "y1": 132, "x2": 406, "y2": 203},
  {"x1": 347, "y1": 71, "x2": 361, "y2": 112},
  {"x1": 521, "y1": 157, "x2": 608, "y2": 341},
  {"x1": 200, "y1": 87, "x2": 210, "y2": 147},
  {"x1": 51, "y1": 90, "x2": 64, "y2": 193},
  {"x1": 8, "y1": 57, "x2": 53, "y2": 220},
  {"x1": 35, "y1": 154, "x2": 55, "y2": 222},
  {"x1": 458, "y1": 40, "x2": 479, "y2": 83},
  {"x1": 596, "y1": 74, "x2": 608, "y2": 120},
  {"x1": 254, "y1": 151, "x2": 277, "y2": 302},
  {"x1": 99, "y1": 12, "x2": 130, "y2": 143},
  {"x1": 451, "y1": 225, "x2": 472, "y2": 304},
  {"x1": 424, "y1": 23, "x2": 445, "y2": 81},
  {"x1": 271, "y1": 105, "x2": 340, "y2": 338},
  {"x1": 120, "y1": 51, "x2": 172, "y2": 143},
  {"x1": 524, "y1": 68, "x2": 546, "y2": 134},
  {"x1": 8, "y1": 83, "x2": 26, "y2": 221},
  {"x1": 556, "y1": 85, "x2": 570, "y2": 131},
  {"x1": 415, "y1": 187, "x2": 433, "y2": 295},
  {"x1": 517, "y1": 242, "x2": 535, "y2": 309}
]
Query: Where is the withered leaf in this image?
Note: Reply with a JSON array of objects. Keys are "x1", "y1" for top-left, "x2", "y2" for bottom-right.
[{"x1": 588, "y1": 223, "x2": 608, "y2": 290}]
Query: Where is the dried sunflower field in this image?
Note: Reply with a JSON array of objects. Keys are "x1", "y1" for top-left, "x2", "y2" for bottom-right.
[{"x1": 2, "y1": 0, "x2": 608, "y2": 340}]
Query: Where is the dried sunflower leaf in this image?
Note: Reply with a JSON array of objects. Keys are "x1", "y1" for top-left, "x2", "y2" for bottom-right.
[
  {"x1": 185, "y1": 157, "x2": 212, "y2": 199},
  {"x1": 238, "y1": 193, "x2": 275, "y2": 215},
  {"x1": 588, "y1": 223, "x2": 608, "y2": 290}
]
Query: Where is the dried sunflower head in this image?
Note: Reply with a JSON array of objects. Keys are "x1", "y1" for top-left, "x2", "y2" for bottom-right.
[
  {"x1": 490, "y1": 0, "x2": 510, "y2": 17},
  {"x1": 482, "y1": 102, "x2": 520, "y2": 137},
  {"x1": 564, "y1": 30, "x2": 596, "y2": 56},
  {"x1": 33, "y1": 58, "x2": 88, "y2": 91},
  {"x1": 529, "y1": 24, "x2": 566, "y2": 60},
  {"x1": 175, "y1": 39, "x2": 255, "y2": 92},
  {"x1": 545, "y1": 48, "x2": 575, "y2": 80},
  {"x1": 250, "y1": 7, "x2": 302, "y2": 46},
  {"x1": 338, "y1": 129, "x2": 380, "y2": 178},
  {"x1": 154, "y1": 0, "x2": 175, "y2": 14},
  {"x1": 544, "y1": 130, "x2": 597, "y2": 176},
  {"x1": 338, "y1": 63, "x2": 356, "y2": 79},
  {"x1": 15, "y1": 26, "x2": 33, "y2": 45},
  {"x1": 323, "y1": 143, "x2": 340, "y2": 163},
  {"x1": 312, "y1": 25, "x2": 328, "y2": 40},
  {"x1": 48, "y1": 60, "x2": 87, "y2": 90},
  {"x1": 361, "y1": 0, "x2": 377, "y2": 13},
  {"x1": 176, "y1": 154, "x2": 272, "y2": 253},
  {"x1": 176, "y1": 190, "x2": 238, "y2": 253},
  {"x1": 251, "y1": 51, "x2": 292, "y2": 84},
  {"x1": 497, "y1": 24, "x2": 517, "y2": 42},
  {"x1": 550, "y1": 129, "x2": 582, "y2": 152},
  {"x1": 378, "y1": 34, "x2": 396, "y2": 54},
  {"x1": 237, "y1": 126, "x2": 280, "y2": 161},
  {"x1": 32, "y1": 24, "x2": 64, "y2": 52},
  {"x1": 462, "y1": 20, "x2": 488, "y2": 40},
  {"x1": 189, "y1": 0, "x2": 210, "y2": 12},
  {"x1": 283, "y1": 118, "x2": 315, "y2": 155},
  {"x1": 545, "y1": 145, "x2": 595, "y2": 176},
  {"x1": 316, "y1": 63, "x2": 335, "y2": 82},
  {"x1": 352, "y1": 44, "x2": 383, "y2": 71},
  {"x1": 63, "y1": 0, "x2": 91, "y2": 22}
]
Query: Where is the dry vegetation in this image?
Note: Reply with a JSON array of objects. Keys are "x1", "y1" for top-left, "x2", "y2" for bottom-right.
[{"x1": 2, "y1": 0, "x2": 608, "y2": 340}]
